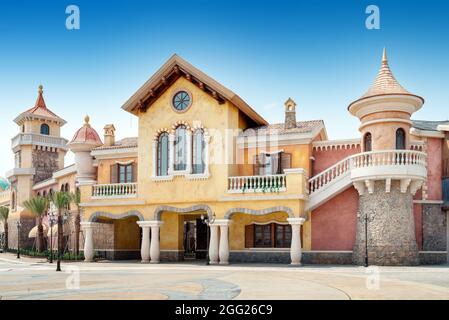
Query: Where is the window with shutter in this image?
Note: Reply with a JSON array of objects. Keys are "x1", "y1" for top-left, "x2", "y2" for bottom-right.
[
  {"x1": 110, "y1": 164, "x2": 118, "y2": 183},
  {"x1": 132, "y1": 162, "x2": 138, "y2": 182},
  {"x1": 245, "y1": 224, "x2": 255, "y2": 248},
  {"x1": 280, "y1": 153, "x2": 292, "y2": 173}
]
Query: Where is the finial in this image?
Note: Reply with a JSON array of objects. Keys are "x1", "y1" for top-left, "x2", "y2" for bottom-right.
[
  {"x1": 38, "y1": 84, "x2": 43, "y2": 94},
  {"x1": 84, "y1": 115, "x2": 90, "y2": 125},
  {"x1": 382, "y1": 47, "x2": 388, "y2": 64}
]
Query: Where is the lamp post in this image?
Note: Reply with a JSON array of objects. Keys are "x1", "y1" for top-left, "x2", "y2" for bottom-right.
[
  {"x1": 48, "y1": 203, "x2": 58, "y2": 264},
  {"x1": 16, "y1": 221, "x2": 22, "y2": 259},
  {"x1": 56, "y1": 210, "x2": 69, "y2": 272},
  {"x1": 201, "y1": 212, "x2": 216, "y2": 265},
  {"x1": 357, "y1": 210, "x2": 375, "y2": 267}
]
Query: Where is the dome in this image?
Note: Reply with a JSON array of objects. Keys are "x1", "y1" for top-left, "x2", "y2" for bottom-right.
[
  {"x1": 0, "y1": 177, "x2": 10, "y2": 191},
  {"x1": 69, "y1": 115, "x2": 103, "y2": 146}
]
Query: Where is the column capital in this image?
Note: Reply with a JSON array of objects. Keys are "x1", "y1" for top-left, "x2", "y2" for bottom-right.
[
  {"x1": 137, "y1": 220, "x2": 164, "y2": 228},
  {"x1": 80, "y1": 221, "x2": 95, "y2": 228},
  {"x1": 287, "y1": 217, "x2": 306, "y2": 225},
  {"x1": 213, "y1": 219, "x2": 231, "y2": 226},
  {"x1": 284, "y1": 168, "x2": 306, "y2": 175}
]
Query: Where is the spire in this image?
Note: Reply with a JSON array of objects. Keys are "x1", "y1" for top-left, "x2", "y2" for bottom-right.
[
  {"x1": 359, "y1": 48, "x2": 410, "y2": 99},
  {"x1": 84, "y1": 115, "x2": 90, "y2": 126},
  {"x1": 34, "y1": 84, "x2": 47, "y2": 109}
]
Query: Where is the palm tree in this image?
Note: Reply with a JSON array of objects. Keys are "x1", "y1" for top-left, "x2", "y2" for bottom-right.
[
  {"x1": 70, "y1": 188, "x2": 81, "y2": 256},
  {"x1": 50, "y1": 191, "x2": 70, "y2": 272},
  {"x1": 0, "y1": 206, "x2": 9, "y2": 251},
  {"x1": 23, "y1": 196, "x2": 48, "y2": 253}
]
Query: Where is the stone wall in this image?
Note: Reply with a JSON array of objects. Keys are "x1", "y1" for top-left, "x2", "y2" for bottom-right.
[
  {"x1": 422, "y1": 204, "x2": 447, "y2": 251},
  {"x1": 353, "y1": 180, "x2": 419, "y2": 266},
  {"x1": 7, "y1": 217, "x2": 35, "y2": 250},
  {"x1": 32, "y1": 149, "x2": 59, "y2": 184}
]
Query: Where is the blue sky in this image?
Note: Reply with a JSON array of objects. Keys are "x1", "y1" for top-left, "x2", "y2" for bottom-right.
[{"x1": 1, "y1": 0, "x2": 449, "y2": 175}]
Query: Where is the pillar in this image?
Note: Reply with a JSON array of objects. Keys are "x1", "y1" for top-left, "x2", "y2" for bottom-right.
[
  {"x1": 137, "y1": 221, "x2": 151, "y2": 263},
  {"x1": 209, "y1": 223, "x2": 219, "y2": 264},
  {"x1": 287, "y1": 217, "x2": 306, "y2": 265},
  {"x1": 80, "y1": 222, "x2": 94, "y2": 262},
  {"x1": 168, "y1": 133, "x2": 175, "y2": 175},
  {"x1": 150, "y1": 221, "x2": 163, "y2": 263},
  {"x1": 217, "y1": 219, "x2": 231, "y2": 265}
]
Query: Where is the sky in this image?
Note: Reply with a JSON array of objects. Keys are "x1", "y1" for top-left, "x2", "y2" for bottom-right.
[{"x1": 1, "y1": 0, "x2": 449, "y2": 176}]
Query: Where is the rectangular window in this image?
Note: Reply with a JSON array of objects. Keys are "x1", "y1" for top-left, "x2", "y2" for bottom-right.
[
  {"x1": 118, "y1": 164, "x2": 133, "y2": 183},
  {"x1": 253, "y1": 223, "x2": 292, "y2": 248}
]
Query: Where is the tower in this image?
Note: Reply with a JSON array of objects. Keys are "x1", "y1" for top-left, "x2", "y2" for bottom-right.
[
  {"x1": 284, "y1": 98, "x2": 297, "y2": 129},
  {"x1": 6, "y1": 85, "x2": 68, "y2": 248},
  {"x1": 348, "y1": 49, "x2": 426, "y2": 265}
]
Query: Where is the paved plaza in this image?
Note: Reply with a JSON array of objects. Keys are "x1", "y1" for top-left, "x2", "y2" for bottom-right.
[{"x1": 0, "y1": 253, "x2": 449, "y2": 300}]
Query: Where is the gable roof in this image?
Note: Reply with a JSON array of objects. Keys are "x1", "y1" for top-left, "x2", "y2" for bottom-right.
[
  {"x1": 14, "y1": 85, "x2": 66, "y2": 126},
  {"x1": 121, "y1": 54, "x2": 268, "y2": 126}
]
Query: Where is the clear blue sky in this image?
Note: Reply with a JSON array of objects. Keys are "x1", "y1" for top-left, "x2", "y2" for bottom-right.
[{"x1": 1, "y1": 0, "x2": 448, "y2": 175}]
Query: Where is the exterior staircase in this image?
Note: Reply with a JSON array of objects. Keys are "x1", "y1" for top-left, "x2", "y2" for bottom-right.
[{"x1": 306, "y1": 150, "x2": 427, "y2": 211}]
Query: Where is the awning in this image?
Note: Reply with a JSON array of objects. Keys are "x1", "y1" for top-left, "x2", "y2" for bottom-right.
[
  {"x1": 47, "y1": 224, "x2": 70, "y2": 237},
  {"x1": 28, "y1": 225, "x2": 49, "y2": 238}
]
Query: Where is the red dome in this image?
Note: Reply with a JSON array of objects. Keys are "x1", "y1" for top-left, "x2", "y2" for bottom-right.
[{"x1": 70, "y1": 115, "x2": 103, "y2": 146}]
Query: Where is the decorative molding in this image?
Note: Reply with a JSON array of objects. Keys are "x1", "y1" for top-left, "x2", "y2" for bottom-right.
[
  {"x1": 219, "y1": 193, "x2": 307, "y2": 202},
  {"x1": 151, "y1": 175, "x2": 174, "y2": 182},
  {"x1": 80, "y1": 200, "x2": 145, "y2": 207},
  {"x1": 88, "y1": 210, "x2": 145, "y2": 222},
  {"x1": 224, "y1": 206, "x2": 295, "y2": 219},
  {"x1": 359, "y1": 118, "x2": 412, "y2": 131},
  {"x1": 312, "y1": 139, "x2": 361, "y2": 151},
  {"x1": 114, "y1": 160, "x2": 135, "y2": 165},
  {"x1": 91, "y1": 147, "x2": 138, "y2": 159},
  {"x1": 153, "y1": 204, "x2": 213, "y2": 221},
  {"x1": 400, "y1": 178, "x2": 412, "y2": 193},
  {"x1": 410, "y1": 127, "x2": 445, "y2": 138}
]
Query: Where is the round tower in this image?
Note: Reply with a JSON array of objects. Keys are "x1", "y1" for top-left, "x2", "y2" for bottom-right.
[
  {"x1": 348, "y1": 49, "x2": 427, "y2": 266},
  {"x1": 67, "y1": 116, "x2": 103, "y2": 186}
]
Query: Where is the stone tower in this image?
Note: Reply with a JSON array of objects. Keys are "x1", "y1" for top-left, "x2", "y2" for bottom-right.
[
  {"x1": 348, "y1": 49, "x2": 427, "y2": 265},
  {"x1": 284, "y1": 98, "x2": 297, "y2": 129},
  {"x1": 6, "y1": 85, "x2": 68, "y2": 248}
]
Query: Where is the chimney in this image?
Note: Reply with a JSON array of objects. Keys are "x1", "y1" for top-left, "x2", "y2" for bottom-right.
[
  {"x1": 103, "y1": 124, "x2": 116, "y2": 147},
  {"x1": 284, "y1": 98, "x2": 297, "y2": 129}
]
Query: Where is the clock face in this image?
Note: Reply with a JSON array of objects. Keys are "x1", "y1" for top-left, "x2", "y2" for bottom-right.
[{"x1": 172, "y1": 91, "x2": 191, "y2": 111}]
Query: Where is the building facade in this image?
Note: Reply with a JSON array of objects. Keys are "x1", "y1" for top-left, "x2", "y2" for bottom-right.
[{"x1": 3, "y1": 51, "x2": 449, "y2": 265}]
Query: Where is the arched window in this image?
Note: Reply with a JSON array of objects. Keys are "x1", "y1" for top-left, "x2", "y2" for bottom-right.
[
  {"x1": 157, "y1": 132, "x2": 169, "y2": 176},
  {"x1": 11, "y1": 191, "x2": 16, "y2": 210},
  {"x1": 174, "y1": 125, "x2": 187, "y2": 171},
  {"x1": 396, "y1": 128, "x2": 406, "y2": 150},
  {"x1": 364, "y1": 132, "x2": 372, "y2": 152},
  {"x1": 40, "y1": 124, "x2": 50, "y2": 135},
  {"x1": 193, "y1": 129, "x2": 205, "y2": 174}
]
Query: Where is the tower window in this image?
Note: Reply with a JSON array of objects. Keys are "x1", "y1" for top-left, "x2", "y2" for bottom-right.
[
  {"x1": 363, "y1": 132, "x2": 372, "y2": 152},
  {"x1": 396, "y1": 128, "x2": 406, "y2": 150},
  {"x1": 40, "y1": 124, "x2": 50, "y2": 135}
]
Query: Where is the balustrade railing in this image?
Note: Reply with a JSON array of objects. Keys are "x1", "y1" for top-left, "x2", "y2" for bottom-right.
[
  {"x1": 92, "y1": 183, "x2": 138, "y2": 198},
  {"x1": 308, "y1": 150, "x2": 427, "y2": 195},
  {"x1": 228, "y1": 174, "x2": 287, "y2": 193}
]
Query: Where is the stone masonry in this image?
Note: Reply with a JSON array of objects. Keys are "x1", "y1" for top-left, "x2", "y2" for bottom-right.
[
  {"x1": 32, "y1": 149, "x2": 59, "y2": 184},
  {"x1": 353, "y1": 180, "x2": 419, "y2": 266},
  {"x1": 422, "y1": 203, "x2": 447, "y2": 251}
]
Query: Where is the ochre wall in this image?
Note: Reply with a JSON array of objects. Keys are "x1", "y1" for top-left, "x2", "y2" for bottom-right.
[
  {"x1": 311, "y1": 187, "x2": 358, "y2": 250},
  {"x1": 114, "y1": 216, "x2": 140, "y2": 250}
]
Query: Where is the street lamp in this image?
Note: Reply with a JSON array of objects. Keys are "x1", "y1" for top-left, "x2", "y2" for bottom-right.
[
  {"x1": 16, "y1": 221, "x2": 22, "y2": 259},
  {"x1": 357, "y1": 210, "x2": 375, "y2": 267},
  {"x1": 48, "y1": 208, "x2": 58, "y2": 264},
  {"x1": 201, "y1": 212, "x2": 216, "y2": 265}
]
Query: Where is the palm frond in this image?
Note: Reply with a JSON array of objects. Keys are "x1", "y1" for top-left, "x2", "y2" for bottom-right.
[
  {"x1": 51, "y1": 191, "x2": 70, "y2": 210},
  {"x1": 23, "y1": 196, "x2": 48, "y2": 217},
  {"x1": 0, "y1": 206, "x2": 9, "y2": 221}
]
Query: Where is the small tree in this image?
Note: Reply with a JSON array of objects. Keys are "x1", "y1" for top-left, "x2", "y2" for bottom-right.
[
  {"x1": 23, "y1": 196, "x2": 48, "y2": 253},
  {"x1": 0, "y1": 206, "x2": 9, "y2": 251},
  {"x1": 50, "y1": 191, "x2": 70, "y2": 271},
  {"x1": 70, "y1": 188, "x2": 81, "y2": 256}
]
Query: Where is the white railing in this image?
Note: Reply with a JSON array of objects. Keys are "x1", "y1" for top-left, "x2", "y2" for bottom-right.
[
  {"x1": 228, "y1": 174, "x2": 287, "y2": 193},
  {"x1": 92, "y1": 183, "x2": 138, "y2": 199},
  {"x1": 309, "y1": 150, "x2": 427, "y2": 195},
  {"x1": 11, "y1": 133, "x2": 68, "y2": 151}
]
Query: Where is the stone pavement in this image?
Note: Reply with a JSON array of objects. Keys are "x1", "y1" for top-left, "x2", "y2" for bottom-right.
[{"x1": 0, "y1": 253, "x2": 448, "y2": 300}]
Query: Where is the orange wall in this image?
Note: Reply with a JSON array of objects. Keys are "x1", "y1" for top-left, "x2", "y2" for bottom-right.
[
  {"x1": 426, "y1": 137, "x2": 443, "y2": 200},
  {"x1": 312, "y1": 146, "x2": 361, "y2": 176}
]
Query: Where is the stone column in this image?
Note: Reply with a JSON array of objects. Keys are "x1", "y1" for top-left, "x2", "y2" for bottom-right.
[
  {"x1": 216, "y1": 219, "x2": 231, "y2": 265},
  {"x1": 152, "y1": 140, "x2": 157, "y2": 177},
  {"x1": 168, "y1": 133, "x2": 175, "y2": 175},
  {"x1": 209, "y1": 223, "x2": 219, "y2": 264},
  {"x1": 80, "y1": 222, "x2": 94, "y2": 262},
  {"x1": 186, "y1": 130, "x2": 192, "y2": 174},
  {"x1": 137, "y1": 221, "x2": 151, "y2": 263},
  {"x1": 287, "y1": 218, "x2": 306, "y2": 265},
  {"x1": 204, "y1": 134, "x2": 210, "y2": 176},
  {"x1": 150, "y1": 221, "x2": 163, "y2": 263}
]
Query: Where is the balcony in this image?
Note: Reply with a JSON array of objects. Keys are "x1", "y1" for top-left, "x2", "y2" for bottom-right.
[
  {"x1": 228, "y1": 174, "x2": 287, "y2": 194},
  {"x1": 92, "y1": 183, "x2": 138, "y2": 199},
  {"x1": 11, "y1": 133, "x2": 68, "y2": 152}
]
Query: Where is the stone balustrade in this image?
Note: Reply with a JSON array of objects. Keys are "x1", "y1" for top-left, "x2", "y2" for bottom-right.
[
  {"x1": 92, "y1": 183, "x2": 138, "y2": 199},
  {"x1": 11, "y1": 133, "x2": 68, "y2": 152},
  {"x1": 228, "y1": 174, "x2": 287, "y2": 194},
  {"x1": 0, "y1": 190, "x2": 10, "y2": 206}
]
